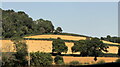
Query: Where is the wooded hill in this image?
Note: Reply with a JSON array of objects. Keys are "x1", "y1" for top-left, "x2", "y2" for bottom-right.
[{"x1": 1, "y1": 8, "x2": 120, "y2": 43}]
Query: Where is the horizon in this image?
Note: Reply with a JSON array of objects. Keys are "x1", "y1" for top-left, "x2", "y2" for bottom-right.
[{"x1": 1, "y1": 2, "x2": 118, "y2": 38}]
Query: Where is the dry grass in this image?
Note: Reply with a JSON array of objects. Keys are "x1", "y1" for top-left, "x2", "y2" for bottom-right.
[
  {"x1": 24, "y1": 34, "x2": 86, "y2": 41},
  {"x1": 104, "y1": 46, "x2": 118, "y2": 54},
  {"x1": 1, "y1": 39, "x2": 119, "y2": 65},
  {"x1": 25, "y1": 34, "x2": 120, "y2": 46},
  {"x1": 102, "y1": 40, "x2": 120, "y2": 45},
  {"x1": 1, "y1": 40, "x2": 119, "y2": 54},
  {"x1": 52, "y1": 56, "x2": 119, "y2": 64}
]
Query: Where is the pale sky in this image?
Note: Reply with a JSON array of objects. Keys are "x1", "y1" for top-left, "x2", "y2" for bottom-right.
[{"x1": 1, "y1": 2, "x2": 118, "y2": 37}]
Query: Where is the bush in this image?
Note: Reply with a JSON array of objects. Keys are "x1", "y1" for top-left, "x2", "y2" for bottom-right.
[
  {"x1": 54, "y1": 55, "x2": 64, "y2": 65},
  {"x1": 96, "y1": 60, "x2": 105, "y2": 64},
  {"x1": 2, "y1": 52, "x2": 16, "y2": 67},
  {"x1": 30, "y1": 52, "x2": 53, "y2": 66},
  {"x1": 115, "y1": 59, "x2": 120, "y2": 63},
  {"x1": 69, "y1": 61, "x2": 81, "y2": 65},
  {"x1": 84, "y1": 62, "x2": 89, "y2": 65}
]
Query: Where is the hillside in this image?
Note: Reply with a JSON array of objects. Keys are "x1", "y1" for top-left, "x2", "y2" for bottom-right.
[
  {"x1": 24, "y1": 34, "x2": 120, "y2": 45},
  {"x1": 2, "y1": 34, "x2": 119, "y2": 54}
]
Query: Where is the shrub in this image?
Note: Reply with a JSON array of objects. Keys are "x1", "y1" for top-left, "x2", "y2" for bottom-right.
[
  {"x1": 30, "y1": 52, "x2": 53, "y2": 66},
  {"x1": 84, "y1": 62, "x2": 89, "y2": 65},
  {"x1": 115, "y1": 59, "x2": 120, "y2": 63},
  {"x1": 69, "y1": 61, "x2": 81, "y2": 65},
  {"x1": 2, "y1": 52, "x2": 16, "y2": 67},
  {"x1": 54, "y1": 55, "x2": 64, "y2": 65},
  {"x1": 96, "y1": 60, "x2": 105, "y2": 64}
]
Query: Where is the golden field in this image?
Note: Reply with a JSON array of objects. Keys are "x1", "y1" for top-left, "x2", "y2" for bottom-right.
[
  {"x1": 1, "y1": 40, "x2": 119, "y2": 54},
  {"x1": 25, "y1": 34, "x2": 120, "y2": 45},
  {"x1": 24, "y1": 34, "x2": 86, "y2": 41},
  {"x1": 52, "y1": 56, "x2": 119, "y2": 64},
  {"x1": 1, "y1": 34, "x2": 120, "y2": 64}
]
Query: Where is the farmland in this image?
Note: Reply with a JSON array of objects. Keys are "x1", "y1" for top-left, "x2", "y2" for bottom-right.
[{"x1": 1, "y1": 34, "x2": 120, "y2": 64}]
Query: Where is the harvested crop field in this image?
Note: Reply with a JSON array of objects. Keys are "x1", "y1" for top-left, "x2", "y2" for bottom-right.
[
  {"x1": 102, "y1": 40, "x2": 120, "y2": 45},
  {"x1": 105, "y1": 46, "x2": 118, "y2": 54},
  {"x1": 25, "y1": 34, "x2": 120, "y2": 46},
  {"x1": 1, "y1": 40, "x2": 74, "y2": 54},
  {"x1": 1, "y1": 40, "x2": 118, "y2": 54},
  {"x1": 24, "y1": 34, "x2": 87, "y2": 41},
  {"x1": 52, "y1": 56, "x2": 119, "y2": 64}
]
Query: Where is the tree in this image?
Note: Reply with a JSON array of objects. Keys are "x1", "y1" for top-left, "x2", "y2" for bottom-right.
[
  {"x1": 52, "y1": 37, "x2": 68, "y2": 55},
  {"x1": 107, "y1": 35, "x2": 111, "y2": 39},
  {"x1": 54, "y1": 55, "x2": 64, "y2": 65},
  {"x1": 118, "y1": 46, "x2": 120, "y2": 56},
  {"x1": 11, "y1": 38, "x2": 28, "y2": 66},
  {"x1": 56, "y1": 27, "x2": 63, "y2": 33},
  {"x1": 30, "y1": 52, "x2": 53, "y2": 66},
  {"x1": 72, "y1": 38, "x2": 109, "y2": 60},
  {"x1": 35, "y1": 19, "x2": 54, "y2": 33}
]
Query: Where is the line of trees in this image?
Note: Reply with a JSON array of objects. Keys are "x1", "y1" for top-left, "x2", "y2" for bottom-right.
[{"x1": 101, "y1": 35, "x2": 120, "y2": 43}]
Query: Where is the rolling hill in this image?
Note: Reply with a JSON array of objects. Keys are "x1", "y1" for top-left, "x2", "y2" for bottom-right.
[{"x1": 2, "y1": 34, "x2": 120, "y2": 54}]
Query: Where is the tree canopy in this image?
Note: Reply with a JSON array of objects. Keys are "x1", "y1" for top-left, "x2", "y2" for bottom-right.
[
  {"x1": 30, "y1": 52, "x2": 53, "y2": 66},
  {"x1": 52, "y1": 37, "x2": 68, "y2": 55},
  {"x1": 72, "y1": 38, "x2": 109, "y2": 56},
  {"x1": 2, "y1": 9, "x2": 55, "y2": 38}
]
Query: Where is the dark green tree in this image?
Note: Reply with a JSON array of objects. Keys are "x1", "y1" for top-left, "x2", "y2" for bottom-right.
[
  {"x1": 34, "y1": 19, "x2": 54, "y2": 34},
  {"x1": 30, "y1": 52, "x2": 53, "y2": 66},
  {"x1": 11, "y1": 38, "x2": 28, "y2": 66},
  {"x1": 52, "y1": 37, "x2": 68, "y2": 55},
  {"x1": 72, "y1": 38, "x2": 109, "y2": 58},
  {"x1": 54, "y1": 27, "x2": 63, "y2": 34},
  {"x1": 54, "y1": 55, "x2": 64, "y2": 65}
]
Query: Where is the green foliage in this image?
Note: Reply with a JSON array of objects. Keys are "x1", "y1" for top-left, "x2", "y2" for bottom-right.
[
  {"x1": 72, "y1": 38, "x2": 109, "y2": 57},
  {"x1": 2, "y1": 52, "x2": 16, "y2": 67},
  {"x1": 52, "y1": 37, "x2": 68, "y2": 55},
  {"x1": 30, "y1": 52, "x2": 53, "y2": 66},
  {"x1": 12, "y1": 38, "x2": 28, "y2": 66},
  {"x1": 2, "y1": 9, "x2": 55, "y2": 38},
  {"x1": 54, "y1": 27, "x2": 63, "y2": 34},
  {"x1": 54, "y1": 55, "x2": 64, "y2": 65},
  {"x1": 24, "y1": 38, "x2": 77, "y2": 42},
  {"x1": 34, "y1": 19, "x2": 54, "y2": 34},
  {"x1": 101, "y1": 35, "x2": 120, "y2": 43},
  {"x1": 2, "y1": 9, "x2": 34, "y2": 38},
  {"x1": 69, "y1": 61, "x2": 80, "y2": 65}
]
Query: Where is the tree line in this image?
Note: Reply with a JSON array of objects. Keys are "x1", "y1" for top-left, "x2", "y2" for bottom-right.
[
  {"x1": 101, "y1": 35, "x2": 120, "y2": 43},
  {"x1": 1, "y1": 9, "x2": 62, "y2": 38}
]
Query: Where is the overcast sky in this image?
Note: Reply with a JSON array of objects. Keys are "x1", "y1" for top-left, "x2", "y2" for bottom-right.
[{"x1": 1, "y1": 2, "x2": 118, "y2": 37}]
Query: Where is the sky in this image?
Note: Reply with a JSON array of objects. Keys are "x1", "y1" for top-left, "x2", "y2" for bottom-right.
[{"x1": 1, "y1": 2, "x2": 118, "y2": 37}]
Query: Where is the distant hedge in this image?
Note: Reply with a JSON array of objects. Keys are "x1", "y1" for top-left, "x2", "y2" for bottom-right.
[{"x1": 24, "y1": 38, "x2": 77, "y2": 42}]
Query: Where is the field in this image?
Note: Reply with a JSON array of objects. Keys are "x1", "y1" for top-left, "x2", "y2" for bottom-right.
[
  {"x1": 24, "y1": 34, "x2": 87, "y2": 41},
  {"x1": 1, "y1": 40, "x2": 118, "y2": 54},
  {"x1": 1, "y1": 34, "x2": 120, "y2": 64},
  {"x1": 25, "y1": 34, "x2": 120, "y2": 45},
  {"x1": 52, "y1": 56, "x2": 119, "y2": 64}
]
